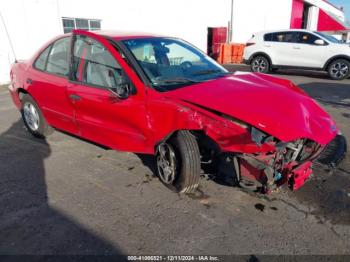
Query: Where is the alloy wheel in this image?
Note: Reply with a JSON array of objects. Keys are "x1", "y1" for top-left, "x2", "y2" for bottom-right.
[
  {"x1": 330, "y1": 62, "x2": 349, "y2": 79},
  {"x1": 156, "y1": 143, "x2": 177, "y2": 184},
  {"x1": 252, "y1": 58, "x2": 267, "y2": 73},
  {"x1": 23, "y1": 102, "x2": 40, "y2": 131}
]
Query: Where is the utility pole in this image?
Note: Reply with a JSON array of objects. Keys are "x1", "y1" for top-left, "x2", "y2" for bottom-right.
[{"x1": 229, "y1": 0, "x2": 234, "y2": 43}]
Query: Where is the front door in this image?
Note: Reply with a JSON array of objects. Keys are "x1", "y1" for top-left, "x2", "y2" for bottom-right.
[
  {"x1": 290, "y1": 32, "x2": 329, "y2": 68},
  {"x1": 67, "y1": 31, "x2": 152, "y2": 153}
]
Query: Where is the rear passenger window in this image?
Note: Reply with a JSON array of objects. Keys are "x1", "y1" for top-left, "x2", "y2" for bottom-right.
[
  {"x1": 46, "y1": 37, "x2": 70, "y2": 76},
  {"x1": 266, "y1": 32, "x2": 296, "y2": 43},
  {"x1": 264, "y1": 33, "x2": 273, "y2": 41},
  {"x1": 34, "y1": 46, "x2": 51, "y2": 71}
]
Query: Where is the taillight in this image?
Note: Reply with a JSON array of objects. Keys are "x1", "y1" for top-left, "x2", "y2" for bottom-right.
[{"x1": 246, "y1": 42, "x2": 255, "y2": 47}]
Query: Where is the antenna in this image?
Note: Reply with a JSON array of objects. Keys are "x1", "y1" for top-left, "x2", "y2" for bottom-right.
[{"x1": 0, "y1": 10, "x2": 17, "y2": 63}]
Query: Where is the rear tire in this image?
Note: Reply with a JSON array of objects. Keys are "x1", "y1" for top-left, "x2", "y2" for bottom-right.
[
  {"x1": 251, "y1": 56, "x2": 271, "y2": 73},
  {"x1": 328, "y1": 59, "x2": 350, "y2": 80},
  {"x1": 156, "y1": 131, "x2": 201, "y2": 194},
  {"x1": 21, "y1": 94, "x2": 53, "y2": 138}
]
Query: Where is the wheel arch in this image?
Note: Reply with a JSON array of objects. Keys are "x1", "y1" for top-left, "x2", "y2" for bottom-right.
[
  {"x1": 248, "y1": 52, "x2": 273, "y2": 66},
  {"x1": 323, "y1": 55, "x2": 350, "y2": 71},
  {"x1": 17, "y1": 88, "x2": 28, "y2": 100},
  {"x1": 154, "y1": 129, "x2": 222, "y2": 157}
]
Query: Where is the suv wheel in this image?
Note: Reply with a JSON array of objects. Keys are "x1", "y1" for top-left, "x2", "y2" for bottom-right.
[
  {"x1": 251, "y1": 56, "x2": 270, "y2": 73},
  {"x1": 156, "y1": 131, "x2": 200, "y2": 194},
  {"x1": 21, "y1": 94, "x2": 53, "y2": 138},
  {"x1": 328, "y1": 59, "x2": 350, "y2": 80}
]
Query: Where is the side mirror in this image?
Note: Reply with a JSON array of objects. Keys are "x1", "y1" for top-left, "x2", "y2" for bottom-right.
[
  {"x1": 109, "y1": 73, "x2": 131, "y2": 99},
  {"x1": 314, "y1": 39, "x2": 325, "y2": 45}
]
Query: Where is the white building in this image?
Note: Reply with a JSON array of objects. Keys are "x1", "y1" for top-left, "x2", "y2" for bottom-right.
[{"x1": 0, "y1": 0, "x2": 348, "y2": 84}]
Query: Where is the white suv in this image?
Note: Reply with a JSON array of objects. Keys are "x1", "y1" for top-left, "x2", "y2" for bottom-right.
[{"x1": 243, "y1": 29, "x2": 350, "y2": 80}]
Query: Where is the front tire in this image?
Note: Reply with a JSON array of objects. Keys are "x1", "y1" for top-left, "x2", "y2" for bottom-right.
[
  {"x1": 156, "y1": 131, "x2": 201, "y2": 194},
  {"x1": 328, "y1": 59, "x2": 350, "y2": 80},
  {"x1": 21, "y1": 94, "x2": 53, "y2": 138},
  {"x1": 251, "y1": 56, "x2": 270, "y2": 73}
]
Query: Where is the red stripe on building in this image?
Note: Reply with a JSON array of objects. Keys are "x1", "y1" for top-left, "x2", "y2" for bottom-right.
[
  {"x1": 317, "y1": 9, "x2": 347, "y2": 31},
  {"x1": 290, "y1": 0, "x2": 304, "y2": 29}
]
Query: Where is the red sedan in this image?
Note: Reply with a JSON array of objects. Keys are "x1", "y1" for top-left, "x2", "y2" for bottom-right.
[{"x1": 9, "y1": 30, "x2": 347, "y2": 194}]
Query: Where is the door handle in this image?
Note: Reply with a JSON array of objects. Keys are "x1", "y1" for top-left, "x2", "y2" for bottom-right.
[
  {"x1": 264, "y1": 45, "x2": 271, "y2": 47},
  {"x1": 69, "y1": 94, "x2": 81, "y2": 101},
  {"x1": 293, "y1": 47, "x2": 301, "y2": 50},
  {"x1": 26, "y1": 78, "x2": 33, "y2": 84}
]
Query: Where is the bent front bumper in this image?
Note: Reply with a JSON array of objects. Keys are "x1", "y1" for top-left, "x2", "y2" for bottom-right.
[{"x1": 317, "y1": 134, "x2": 347, "y2": 168}]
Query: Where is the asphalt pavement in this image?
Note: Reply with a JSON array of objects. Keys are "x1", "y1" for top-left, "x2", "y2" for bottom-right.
[{"x1": 0, "y1": 65, "x2": 349, "y2": 256}]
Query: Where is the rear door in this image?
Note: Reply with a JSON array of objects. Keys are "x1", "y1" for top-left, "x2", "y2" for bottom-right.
[
  {"x1": 264, "y1": 32, "x2": 297, "y2": 66},
  {"x1": 67, "y1": 31, "x2": 152, "y2": 153},
  {"x1": 28, "y1": 36, "x2": 78, "y2": 134}
]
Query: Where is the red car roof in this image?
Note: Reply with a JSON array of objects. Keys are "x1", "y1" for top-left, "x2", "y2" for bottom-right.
[{"x1": 89, "y1": 30, "x2": 165, "y2": 40}]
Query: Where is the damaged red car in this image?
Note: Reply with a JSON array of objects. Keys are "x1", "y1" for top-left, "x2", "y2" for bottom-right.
[{"x1": 9, "y1": 30, "x2": 347, "y2": 194}]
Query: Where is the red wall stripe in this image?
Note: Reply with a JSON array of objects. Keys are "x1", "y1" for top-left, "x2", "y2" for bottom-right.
[
  {"x1": 317, "y1": 9, "x2": 347, "y2": 31},
  {"x1": 290, "y1": 0, "x2": 304, "y2": 29}
]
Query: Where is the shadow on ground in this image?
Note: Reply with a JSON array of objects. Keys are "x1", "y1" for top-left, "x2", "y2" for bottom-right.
[
  {"x1": 286, "y1": 163, "x2": 350, "y2": 225},
  {"x1": 273, "y1": 69, "x2": 329, "y2": 80},
  {"x1": 0, "y1": 120, "x2": 121, "y2": 255}
]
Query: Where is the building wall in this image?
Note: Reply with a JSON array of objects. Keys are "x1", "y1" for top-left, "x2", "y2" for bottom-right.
[
  {"x1": 231, "y1": 0, "x2": 294, "y2": 43},
  {"x1": 305, "y1": 0, "x2": 345, "y2": 22},
  {"x1": 0, "y1": 0, "x2": 347, "y2": 84},
  {"x1": 0, "y1": 0, "x2": 62, "y2": 83},
  {"x1": 0, "y1": 0, "x2": 231, "y2": 84}
]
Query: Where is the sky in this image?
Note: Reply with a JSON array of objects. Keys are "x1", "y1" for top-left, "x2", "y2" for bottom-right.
[{"x1": 328, "y1": 0, "x2": 350, "y2": 21}]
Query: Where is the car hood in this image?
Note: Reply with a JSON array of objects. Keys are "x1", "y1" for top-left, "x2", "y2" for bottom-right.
[{"x1": 165, "y1": 72, "x2": 337, "y2": 145}]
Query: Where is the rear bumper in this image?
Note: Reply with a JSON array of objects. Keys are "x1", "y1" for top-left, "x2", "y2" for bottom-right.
[{"x1": 8, "y1": 84, "x2": 21, "y2": 110}]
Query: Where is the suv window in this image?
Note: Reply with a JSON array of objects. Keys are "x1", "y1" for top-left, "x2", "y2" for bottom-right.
[
  {"x1": 34, "y1": 45, "x2": 51, "y2": 71},
  {"x1": 72, "y1": 35, "x2": 123, "y2": 88},
  {"x1": 46, "y1": 37, "x2": 70, "y2": 76},
  {"x1": 272, "y1": 32, "x2": 295, "y2": 43},
  {"x1": 264, "y1": 33, "x2": 273, "y2": 42},
  {"x1": 265, "y1": 32, "x2": 296, "y2": 43},
  {"x1": 295, "y1": 32, "x2": 321, "y2": 45}
]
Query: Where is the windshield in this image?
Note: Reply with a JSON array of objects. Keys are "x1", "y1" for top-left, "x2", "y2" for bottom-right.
[
  {"x1": 122, "y1": 37, "x2": 230, "y2": 91},
  {"x1": 313, "y1": 32, "x2": 341, "y2": 44}
]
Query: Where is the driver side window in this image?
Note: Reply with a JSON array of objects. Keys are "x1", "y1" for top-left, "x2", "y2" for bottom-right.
[
  {"x1": 295, "y1": 32, "x2": 320, "y2": 45},
  {"x1": 72, "y1": 35, "x2": 123, "y2": 88}
]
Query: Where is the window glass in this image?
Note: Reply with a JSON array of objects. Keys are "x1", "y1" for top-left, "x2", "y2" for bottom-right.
[
  {"x1": 295, "y1": 32, "x2": 320, "y2": 44},
  {"x1": 75, "y1": 19, "x2": 89, "y2": 30},
  {"x1": 89, "y1": 20, "x2": 101, "y2": 31},
  {"x1": 34, "y1": 45, "x2": 51, "y2": 71},
  {"x1": 72, "y1": 35, "x2": 122, "y2": 88},
  {"x1": 271, "y1": 32, "x2": 295, "y2": 43},
  {"x1": 313, "y1": 31, "x2": 340, "y2": 43},
  {"x1": 166, "y1": 43, "x2": 200, "y2": 65},
  {"x1": 46, "y1": 37, "x2": 70, "y2": 76},
  {"x1": 62, "y1": 18, "x2": 75, "y2": 34},
  {"x1": 62, "y1": 18, "x2": 101, "y2": 33},
  {"x1": 264, "y1": 33, "x2": 273, "y2": 41},
  {"x1": 123, "y1": 37, "x2": 229, "y2": 91}
]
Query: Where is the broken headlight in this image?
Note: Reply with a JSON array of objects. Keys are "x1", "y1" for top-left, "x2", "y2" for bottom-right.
[
  {"x1": 221, "y1": 114, "x2": 249, "y2": 129},
  {"x1": 250, "y1": 127, "x2": 274, "y2": 146}
]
